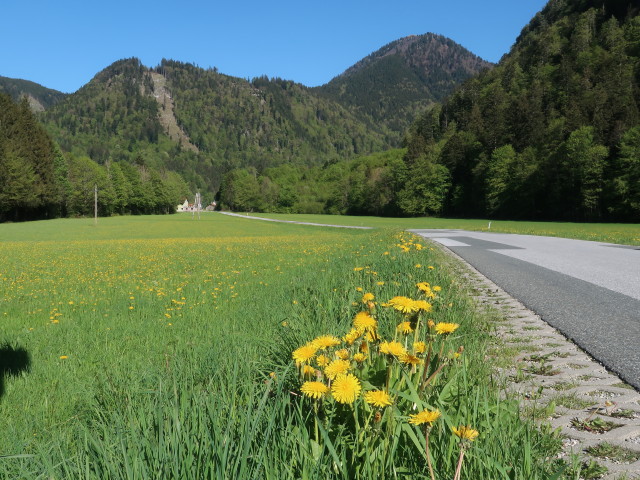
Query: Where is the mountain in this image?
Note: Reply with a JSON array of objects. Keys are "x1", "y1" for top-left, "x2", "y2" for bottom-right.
[
  {"x1": 0, "y1": 76, "x2": 67, "y2": 111},
  {"x1": 403, "y1": 0, "x2": 640, "y2": 221},
  {"x1": 40, "y1": 58, "x2": 391, "y2": 194},
  {"x1": 315, "y1": 33, "x2": 493, "y2": 140}
]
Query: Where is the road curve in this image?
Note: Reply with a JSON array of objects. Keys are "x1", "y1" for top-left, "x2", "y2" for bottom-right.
[{"x1": 410, "y1": 229, "x2": 640, "y2": 390}]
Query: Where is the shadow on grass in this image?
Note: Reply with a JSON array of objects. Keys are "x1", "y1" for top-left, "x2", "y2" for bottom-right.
[{"x1": 0, "y1": 343, "x2": 31, "y2": 399}]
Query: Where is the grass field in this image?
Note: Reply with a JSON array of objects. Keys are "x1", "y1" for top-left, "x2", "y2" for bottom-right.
[
  {"x1": 0, "y1": 214, "x2": 572, "y2": 478},
  {"x1": 241, "y1": 212, "x2": 640, "y2": 246}
]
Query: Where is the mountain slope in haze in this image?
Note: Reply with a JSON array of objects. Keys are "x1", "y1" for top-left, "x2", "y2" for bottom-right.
[
  {"x1": 404, "y1": 0, "x2": 640, "y2": 221},
  {"x1": 0, "y1": 75, "x2": 68, "y2": 111},
  {"x1": 315, "y1": 33, "x2": 493, "y2": 139}
]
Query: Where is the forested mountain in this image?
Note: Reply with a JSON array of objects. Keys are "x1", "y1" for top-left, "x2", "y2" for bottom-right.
[
  {"x1": 41, "y1": 58, "x2": 392, "y2": 194},
  {"x1": 0, "y1": 75, "x2": 68, "y2": 111},
  {"x1": 315, "y1": 34, "x2": 493, "y2": 141},
  {"x1": 403, "y1": 0, "x2": 640, "y2": 221}
]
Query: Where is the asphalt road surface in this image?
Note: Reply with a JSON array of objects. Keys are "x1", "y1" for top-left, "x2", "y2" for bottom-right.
[{"x1": 410, "y1": 229, "x2": 640, "y2": 390}]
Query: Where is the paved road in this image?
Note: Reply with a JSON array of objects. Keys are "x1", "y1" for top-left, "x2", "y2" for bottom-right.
[{"x1": 410, "y1": 229, "x2": 640, "y2": 390}]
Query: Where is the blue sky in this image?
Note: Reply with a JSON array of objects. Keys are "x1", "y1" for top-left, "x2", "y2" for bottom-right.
[{"x1": 2, "y1": 0, "x2": 548, "y2": 93}]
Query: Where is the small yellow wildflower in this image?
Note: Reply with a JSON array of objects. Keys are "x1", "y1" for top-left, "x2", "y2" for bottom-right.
[
  {"x1": 302, "y1": 365, "x2": 317, "y2": 376},
  {"x1": 452, "y1": 425, "x2": 479, "y2": 442},
  {"x1": 361, "y1": 292, "x2": 375, "y2": 303},
  {"x1": 335, "y1": 349, "x2": 350, "y2": 360},
  {"x1": 379, "y1": 341, "x2": 407, "y2": 357},
  {"x1": 364, "y1": 390, "x2": 393, "y2": 408},
  {"x1": 353, "y1": 353, "x2": 367, "y2": 363},
  {"x1": 399, "y1": 353, "x2": 422, "y2": 366},
  {"x1": 301, "y1": 381, "x2": 329, "y2": 400},
  {"x1": 435, "y1": 322, "x2": 460, "y2": 335},
  {"x1": 412, "y1": 300, "x2": 432, "y2": 312},
  {"x1": 292, "y1": 344, "x2": 318, "y2": 365},
  {"x1": 331, "y1": 374, "x2": 361, "y2": 404},
  {"x1": 413, "y1": 341, "x2": 427, "y2": 354},
  {"x1": 59, "y1": 355, "x2": 68, "y2": 360},
  {"x1": 409, "y1": 409, "x2": 441, "y2": 426},
  {"x1": 312, "y1": 335, "x2": 341, "y2": 350},
  {"x1": 397, "y1": 321, "x2": 413, "y2": 334},
  {"x1": 316, "y1": 354, "x2": 330, "y2": 367},
  {"x1": 324, "y1": 359, "x2": 351, "y2": 380},
  {"x1": 386, "y1": 296, "x2": 419, "y2": 314},
  {"x1": 344, "y1": 328, "x2": 361, "y2": 345},
  {"x1": 353, "y1": 311, "x2": 377, "y2": 332},
  {"x1": 356, "y1": 287, "x2": 363, "y2": 292}
]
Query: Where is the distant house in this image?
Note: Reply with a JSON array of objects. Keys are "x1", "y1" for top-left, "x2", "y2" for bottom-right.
[{"x1": 176, "y1": 199, "x2": 189, "y2": 212}]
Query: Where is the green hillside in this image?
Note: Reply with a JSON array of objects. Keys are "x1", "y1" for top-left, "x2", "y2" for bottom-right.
[
  {"x1": 0, "y1": 75, "x2": 68, "y2": 111},
  {"x1": 403, "y1": 0, "x2": 640, "y2": 221},
  {"x1": 315, "y1": 34, "x2": 493, "y2": 142}
]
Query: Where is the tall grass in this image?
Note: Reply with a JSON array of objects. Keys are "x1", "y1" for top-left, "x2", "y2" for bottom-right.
[{"x1": 0, "y1": 215, "x2": 565, "y2": 478}]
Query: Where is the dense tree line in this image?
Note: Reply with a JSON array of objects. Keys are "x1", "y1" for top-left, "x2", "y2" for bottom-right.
[
  {"x1": 0, "y1": 93, "x2": 191, "y2": 222},
  {"x1": 217, "y1": 149, "x2": 449, "y2": 217},
  {"x1": 402, "y1": 1, "x2": 640, "y2": 221}
]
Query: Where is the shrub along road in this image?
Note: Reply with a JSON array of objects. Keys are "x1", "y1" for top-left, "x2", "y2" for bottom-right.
[{"x1": 410, "y1": 229, "x2": 640, "y2": 390}]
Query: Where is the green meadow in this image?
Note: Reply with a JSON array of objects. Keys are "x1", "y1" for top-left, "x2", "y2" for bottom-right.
[
  {"x1": 1, "y1": 214, "x2": 571, "y2": 478},
  {"x1": 244, "y1": 213, "x2": 640, "y2": 246}
]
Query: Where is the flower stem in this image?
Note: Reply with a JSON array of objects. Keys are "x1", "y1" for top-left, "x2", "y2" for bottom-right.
[
  {"x1": 425, "y1": 427, "x2": 435, "y2": 480},
  {"x1": 453, "y1": 446, "x2": 466, "y2": 480}
]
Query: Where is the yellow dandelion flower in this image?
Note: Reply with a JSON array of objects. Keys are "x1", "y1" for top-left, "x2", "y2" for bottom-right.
[
  {"x1": 379, "y1": 341, "x2": 407, "y2": 357},
  {"x1": 412, "y1": 300, "x2": 432, "y2": 312},
  {"x1": 353, "y1": 267, "x2": 364, "y2": 271},
  {"x1": 386, "y1": 296, "x2": 419, "y2": 314},
  {"x1": 344, "y1": 328, "x2": 361, "y2": 345},
  {"x1": 433, "y1": 286, "x2": 442, "y2": 292},
  {"x1": 416, "y1": 282, "x2": 430, "y2": 291},
  {"x1": 409, "y1": 409, "x2": 441, "y2": 426},
  {"x1": 302, "y1": 365, "x2": 317, "y2": 376},
  {"x1": 331, "y1": 374, "x2": 361, "y2": 404},
  {"x1": 377, "y1": 281, "x2": 385, "y2": 285},
  {"x1": 400, "y1": 353, "x2": 422, "y2": 366},
  {"x1": 324, "y1": 359, "x2": 351, "y2": 380},
  {"x1": 59, "y1": 355, "x2": 68, "y2": 360},
  {"x1": 397, "y1": 321, "x2": 413, "y2": 334},
  {"x1": 301, "y1": 381, "x2": 329, "y2": 400},
  {"x1": 353, "y1": 353, "x2": 367, "y2": 363},
  {"x1": 428, "y1": 266, "x2": 435, "y2": 270},
  {"x1": 415, "y1": 264, "x2": 422, "y2": 268},
  {"x1": 435, "y1": 322, "x2": 460, "y2": 335},
  {"x1": 335, "y1": 349, "x2": 350, "y2": 360},
  {"x1": 413, "y1": 341, "x2": 427, "y2": 354},
  {"x1": 356, "y1": 287, "x2": 363, "y2": 292},
  {"x1": 316, "y1": 354, "x2": 330, "y2": 367},
  {"x1": 364, "y1": 390, "x2": 393, "y2": 408},
  {"x1": 312, "y1": 335, "x2": 341, "y2": 350},
  {"x1": 292, "y1": 344, "x2": 318, "y2": 365},
  {"x1": 364, "y1": 330, "x2": 378, "y2": 342},
  {"x1": 361, "y1": 292, "x2": 375, "y2": 303},
  {"x1": 452, "y1": 425, "x2": 479, "y2": 442},
  {"x1": 353, "y1": 311, "x2": 377, "y2": 332}
]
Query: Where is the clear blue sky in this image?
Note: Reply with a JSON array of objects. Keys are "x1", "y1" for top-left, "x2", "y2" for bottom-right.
[{"x1": 2, "y1": 0, "x2": 548, "y2": 93}]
